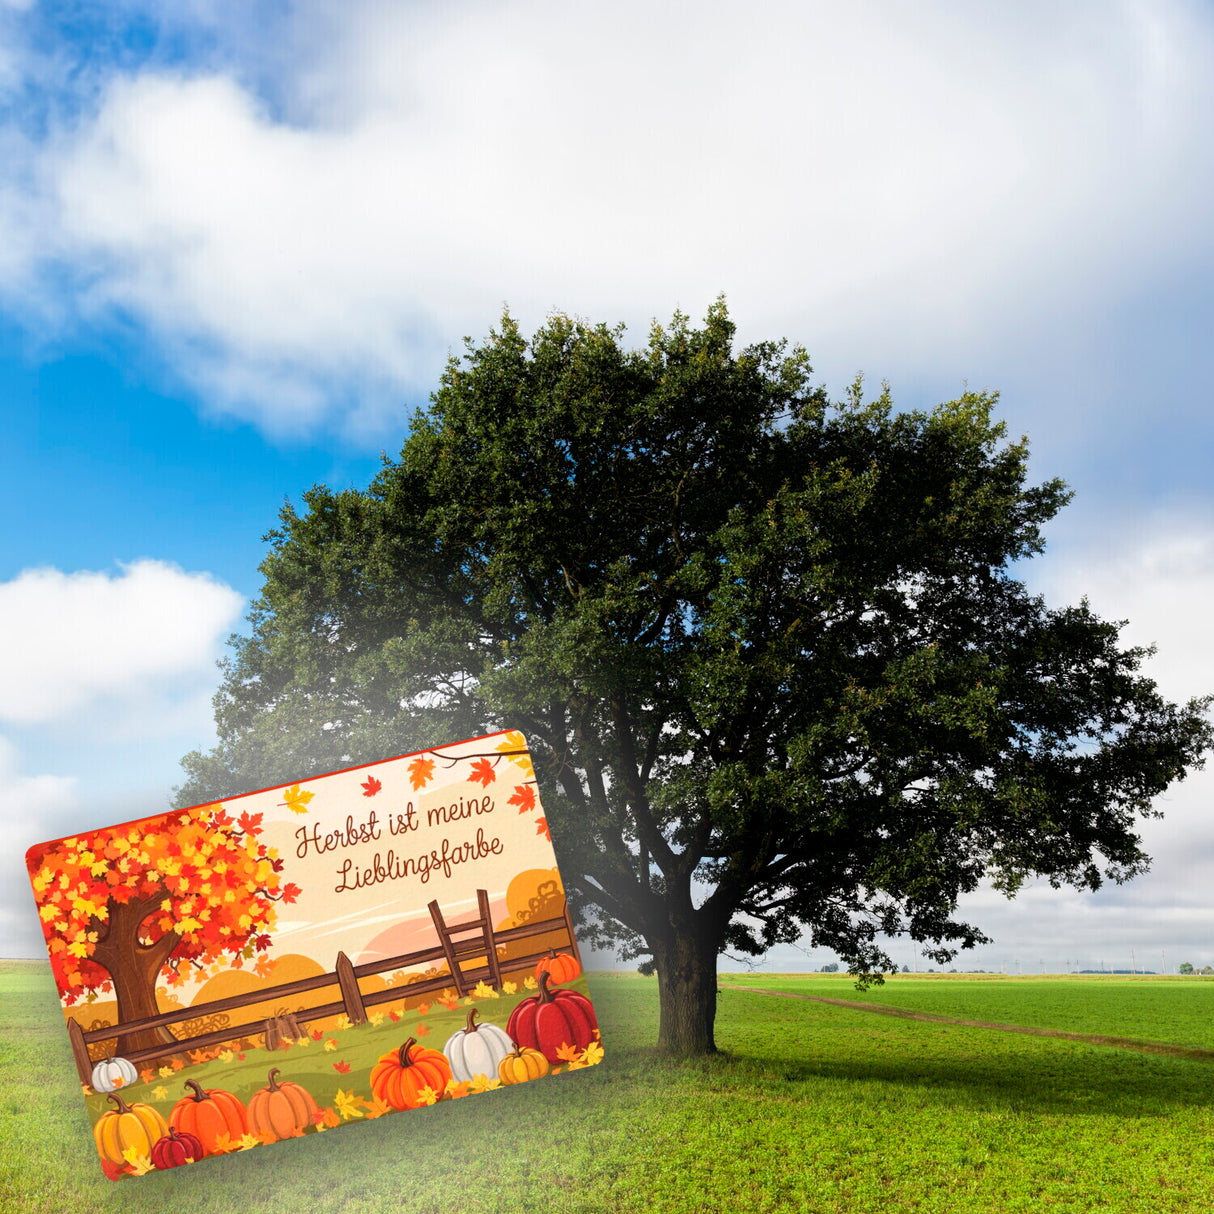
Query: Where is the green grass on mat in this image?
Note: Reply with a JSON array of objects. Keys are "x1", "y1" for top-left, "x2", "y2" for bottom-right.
[{"x1": 5, "y1": 960, "x2": 1214, "y2": 1213}]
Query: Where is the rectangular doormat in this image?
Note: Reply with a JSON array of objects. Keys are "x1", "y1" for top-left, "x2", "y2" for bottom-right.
[{"x1": 24, "y1": 730, "x2": 601, "y2": 1180}]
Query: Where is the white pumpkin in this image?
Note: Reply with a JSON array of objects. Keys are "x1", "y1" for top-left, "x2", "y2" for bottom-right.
[
  {"x1": 443, "y1": 1008, "x2": 515, "y2": 1083},
  {"x1": 90, "y1": 1055, "x2": 139, "y2": 1093}
]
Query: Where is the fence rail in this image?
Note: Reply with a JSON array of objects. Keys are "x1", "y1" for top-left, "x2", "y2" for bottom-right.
[{"x1": 67, "y1": 891, "x2": 580, "y2": 1084}]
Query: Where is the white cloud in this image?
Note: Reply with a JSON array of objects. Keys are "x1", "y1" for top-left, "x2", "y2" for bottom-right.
[
  {"x1": 0, "y1": 736, "x2": 76, "y2": 956},
  {"x1": 0, "y1": 559, "x2": 244, "y2": 727},
  {"x1": 1, "y1": 1, "x2": 1211, "y2": 433}
]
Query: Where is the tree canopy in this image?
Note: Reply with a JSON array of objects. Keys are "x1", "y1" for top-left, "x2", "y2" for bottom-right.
[{"x1": 179, "y1": 301, "x2": 1212, "y2": 1055}]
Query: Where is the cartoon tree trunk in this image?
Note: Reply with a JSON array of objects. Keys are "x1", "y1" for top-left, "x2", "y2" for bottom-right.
[{"x1": 27, "y1": 803, "x2": 300, "y2": 1058}]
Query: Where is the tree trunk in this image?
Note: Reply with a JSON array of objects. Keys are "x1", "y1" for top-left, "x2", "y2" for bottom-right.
[
  {"x1": 91, "y1": 896, "x2": 181, "y2": 1057},
  {"x1": 653, "y1": 930, "x2": 720, "y2": 1056}
]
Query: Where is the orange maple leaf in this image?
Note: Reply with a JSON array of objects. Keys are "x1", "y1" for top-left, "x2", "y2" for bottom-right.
[
  {"x1": 508, "y1": 784, "x2": 537, "y2": 813},
  {"x1": 555, "y1": 1041, "x2": 580, "y2": 1062},
  {"x1": 468, "y1": 758, "x2": 496, "y2": 787},
  {"x1": 408, "y1": 756, "x2": 435, "y2": 790},
  {"x1": 139, "y1": 1068, "x2": 155, "y2": 1084},
  {"x1": 361, "y1": 775, "x2": 382, "y2": 797},
  {"x1": 535, "y1": 817, "x2": 551, "y2": 842},
  {"x1": 333, "y1": 1059, "x2": 351, "y2": 1074},
  {"x1": 415, "y1": 1002, "x2": 431, "y2": 1016},
  {"x1": 100, "y1": 1158, "x2": 125, "y2": 1181},
  {"x1": 415, "y1": 1023, "x2": 431, "y2": 1037}
]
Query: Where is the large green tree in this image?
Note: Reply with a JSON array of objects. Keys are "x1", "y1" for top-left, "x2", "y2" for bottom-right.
[{"x1": 180, "y1": 302, "x2": 1212, "y2": 1055}]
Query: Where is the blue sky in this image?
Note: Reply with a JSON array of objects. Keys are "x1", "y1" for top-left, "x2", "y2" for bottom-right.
[{"x1": 3, "y1": 0, "x2": 1214, "y2": 972}]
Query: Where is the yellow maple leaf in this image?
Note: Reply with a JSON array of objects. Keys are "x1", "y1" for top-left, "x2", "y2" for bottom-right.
[
  {"x1": 292, "y1": 1036, "x2": 311, "y2": 1048},
  {"x1": 218, "y1": 1048, "x2": 235, "y2": 1063},
  {"x1": 496, "y1": 732, "x2": 535, "y2": 778},
  {"x1": 414, "y1": 1085, "x2": 440, "y2": 1106},
  {"x1": 335, "y1": 1013, "x2": 352, "y2": 1030},
  {"x1": 523, "y1": 975, "x2": 538, "y2": 990},
  {"x1": 334, "y1": 1089, "x2": 364, "y2": 1120},
  {"x1": 281, "y1": 784, "x2": 314, "y2": 814},
  {"x1": 152, "y1": 1085, "x2": 169, "y2": 1101},
  {"x1": 501, "y1": 980, "x2": 517, "y2": 995},
  {"x1": 121, "y1": 1147, "x2": 155, "y2": 1177},
  {"x1": 468, "y1": 1073, "x2": 501, "y2": 1094},
  {"x1": 324, "y1": 1037, "x2": 338, "y2": 1051},
  {"x1": 471, "y1": 980, "x2": 498, "y2": 999},
  {"x1": 580, "y1": 1040, "x2": 605, "y2": 1066},
  {"x1": 237, "y1": 1133, "x2": 263, "y2": 1151},
  {"x1": 158, "y1": 1065, "x2": 174, "y2": 1078},
  {"x1": 462, "y1": 996, "x2": 475, "y2": 1006},
  {"x1": 368, "y1": 1012, "x2": 385, "y2": 1027}
]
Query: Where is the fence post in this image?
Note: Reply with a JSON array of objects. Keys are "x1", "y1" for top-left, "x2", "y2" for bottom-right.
[
  {"x1": 68, "y1": 1018, "x2": 93, "y2": 1085},
  {"x1": 429, "y1": 900, "x2": 467, "y2": 994},
  {"x1": 562, "y1": 898, "x2": 582, "y2": 965},
  {"x1": 478, "y1": 888, "x2": 503, "y2": 989},
  {"x1": 335, "y1": 951, "x2": 367, "y2": 1023}
]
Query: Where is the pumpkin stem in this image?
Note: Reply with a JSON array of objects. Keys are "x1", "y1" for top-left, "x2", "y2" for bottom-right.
[
  {"x1": 266, "y1": 1067, "x2": 282, "y2": 1091},
  {"x1": 105, "y1": 1091, "x2": 133, "y2": 1115},
  {"x1": 464, "y1": 1007, "x2": 480, "y2": 1034},
  {"x1": 536, "y1": 969, "x2": 555, "y2": 1004},
  {"x1": 184, "y1": 1078, "x2": 209, "y2": 1103},
  {"x1": 397, "y1": 1037, "x2": 418, "y2": 1068}
]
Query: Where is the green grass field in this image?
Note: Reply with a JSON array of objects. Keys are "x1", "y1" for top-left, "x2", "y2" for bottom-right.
[
  {"x1": 723, "y1": 971, "x2": 1214, "y2": 1050},
  {"x1": 6, "y1": 961, "x2": 1214, "y2": 1213}
]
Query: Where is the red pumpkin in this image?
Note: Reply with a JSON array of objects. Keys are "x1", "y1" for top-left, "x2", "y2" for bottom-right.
[
  {"x1": 507, "y1": 970, "x2": 598, "y2": 1062},
  {"x1": 169, "y1": 1079, "x2": 248, "y2": 1153},
  {"x1": 151, "y1": 1127, "x2": 205, "y2": 1169},
  {"x1": 534, "y1": 949, "x2": 581, "y2": 985},
  {"x1": 370, "y1": 1037, "x2": 453, "y2": 1110}
]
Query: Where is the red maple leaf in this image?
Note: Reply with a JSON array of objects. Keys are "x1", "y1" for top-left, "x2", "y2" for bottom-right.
[
  {"x1": 280, "y1": 882, "x2": 302, "y2": 904},
  {"x1": 535, "y1": 817, "x2": 551, "y2": 842},
  {"x1": 361, "y1": 775, "x2": 383, "y2": 797},
  {"x1": 508, "y1": 784, "x2": 536, "y2": 814},
  {"x1": 100, "y1": 1159, "x2": 125, "y2": 1182},
  {"x1": 237, "y1": 811, "x2": 264, "y2": 835},
  {"x1": 310, "y1": 1028, "x2": 324, "y2": 1041},
  {"x1": 333, "y1": 1059, "x2": 351, "y2": 1074},
  {"x1": 388, "y1": 1010, "x2": 401, "y2": 1022},
  {"x1": 468, "y1": 758, "x2": 496, "y2": 787}
]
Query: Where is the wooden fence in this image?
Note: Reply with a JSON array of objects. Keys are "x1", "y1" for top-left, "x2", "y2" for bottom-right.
[{"x1": 67, "y1": 891, "x2": 580, "y2": 1084}]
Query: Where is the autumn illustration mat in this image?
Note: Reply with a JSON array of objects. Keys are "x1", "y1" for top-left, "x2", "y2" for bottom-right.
[{"x1": 24, "y1": 730, "x2": 602, "y2": 1180}]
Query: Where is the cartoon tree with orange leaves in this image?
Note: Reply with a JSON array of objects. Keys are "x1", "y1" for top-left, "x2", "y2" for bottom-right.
[{"x1": 26, "y1": 804, "x2": 298, "y2": 1055}]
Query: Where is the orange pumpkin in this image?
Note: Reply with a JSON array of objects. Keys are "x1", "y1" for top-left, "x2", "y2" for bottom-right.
[
  {"x1": 534, "y1": 949, "x2": 581, "y2": 985},
  {"x1": 497, "y1": 1042, "x2": 550, "y2": 1085},
  {"x1": 247, "y1": 1068, "x2": 320, "y2": 1142},
  {"x1": 370, "y1": 1037, "x2": 454, "y2": 1110},
  {"x1": 169, "y1": 1079, "x2": 248, "y2": 1153}
]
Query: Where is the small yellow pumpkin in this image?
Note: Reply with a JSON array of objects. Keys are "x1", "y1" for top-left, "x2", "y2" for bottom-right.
[
  {"x1": 497, "y1": 1042, "x2": 551, "y2": 1085},
  {"x1": 94, "y1": 1092, "x2": 170, "y2": 1166}
]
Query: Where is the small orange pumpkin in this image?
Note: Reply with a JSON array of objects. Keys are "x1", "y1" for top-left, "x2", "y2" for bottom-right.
[
  {"x1": 497, "y1": 1042, "x2": 550, "y2": 1085},
  {"x1": 169, "y1": 1079, "x2": 248, "y2": 1153},
  {"x1": 247, "y1": 1068, "x2": 320, "y2": 1142},
  {"x1": 534, "y1": 949, "x2": 581, "y2": 985},
  {"x1": 370, "y1": 1037, "x2": 454, "y2": 1110}
]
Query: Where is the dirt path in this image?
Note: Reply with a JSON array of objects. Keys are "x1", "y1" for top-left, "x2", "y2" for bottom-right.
[{"x1": 718, "y1": 984, "x2": 1214, "y2": 1062}]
